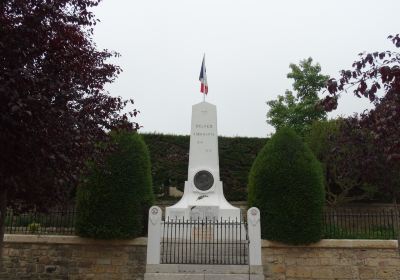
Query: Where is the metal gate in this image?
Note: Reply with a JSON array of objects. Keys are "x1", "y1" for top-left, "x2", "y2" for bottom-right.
[{"x1": 160, "y1": 217, "x2": 249, "y2": 265}]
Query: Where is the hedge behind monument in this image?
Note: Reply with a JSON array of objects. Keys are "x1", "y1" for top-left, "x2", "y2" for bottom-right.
[
  {"x1": 248, "y1": 127, "x2": 324, "y2": 244},
  {"x1": 75, "y1": 131, "x2": 154, "y2": 239},
  {"x1": 142, "y1": 133, "x2": 266, "y2": 200}
]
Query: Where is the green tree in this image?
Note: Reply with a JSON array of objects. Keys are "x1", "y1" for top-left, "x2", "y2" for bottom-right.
[
  {"x1": 267, "y1": 58, "x2": 329, "y2": 136},
  {"x1": 75, "y1": 131, "x2": 154, "y2": 239},
  {"x1": 248, "y1": 127, "x2": 325, "y2": 245}
]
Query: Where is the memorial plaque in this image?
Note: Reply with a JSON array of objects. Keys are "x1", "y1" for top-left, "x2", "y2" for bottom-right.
[
  {"x1": 168, "y1": 210, "x2": 185, "y2": 220},
  {"x1": 193, "y1": 170, "x2": 214, "y2": 191},
  {"x1": 190, "y1": 206, "x2": 219, "y2": 220}
]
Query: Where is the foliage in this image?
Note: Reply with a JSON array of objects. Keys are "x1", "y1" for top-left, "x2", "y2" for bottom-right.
[
  {"x1": 5, "y1": 210, "x2": 75, "y2": 228},
  {"x1": 75, "y1": 131, "x2": 153, "y2": 239},
  {"x1": 322, "y1": 35, "x2": 400, "y2": 162},
  {"x1": 305, "y1": 120, "x2": 340, "y2": 161},
  {"x1": 267, "y1": 58, "x2": 329, "y2": 136},
  {"x1": 321, "y1": 35, "x2": 400, "y2": 208},
  {"x1": 27, "y1": 222, "x2": 41, "y2": 233},
  {"x1": 306, "y1": 120, "x2": 378, "y2": 206},
  {"x1": 142, "y1": 133, "x2": 267, "y2": 201},
  {"x1": 142, "y1": 134, "x2": 189, "y2": 196},
  {"x1": 0, "y1": 0, "x2": 138, "y2": 241},
  {"x1": 322, "y1": 224, "x2": 397, "y2": 240},
  {"x1": 248, "y1": 127, "x2": 325, "y2": 244}
]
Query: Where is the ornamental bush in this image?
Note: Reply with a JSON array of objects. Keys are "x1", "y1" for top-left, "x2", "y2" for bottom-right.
[
  {"x1": 248, "y1": 127, "x2": 324, "y2": 244},
  {"x1": 75, "y1": 131, "x2": 154, "y2": 239}
]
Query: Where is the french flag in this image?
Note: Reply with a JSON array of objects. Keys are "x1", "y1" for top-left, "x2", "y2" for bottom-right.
[{"x1": 199, "y1": 55, "x2": 208, "y2": 94}]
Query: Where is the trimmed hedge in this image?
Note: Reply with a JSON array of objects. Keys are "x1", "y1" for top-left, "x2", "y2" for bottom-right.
[
  {"x1": 142, "y1": 133, "x2": 267, "y2": 201},
  {"x1": 75, "y1": 131, "x2": 154, "y2": 239},
  {"x1": 248, "y1": 127, "x2": 325, "y2": 245}
]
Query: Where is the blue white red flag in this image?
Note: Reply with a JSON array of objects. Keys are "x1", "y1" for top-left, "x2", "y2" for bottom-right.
[{"x1": 199, "y1": 55, "x2": 208, "y2": 94}]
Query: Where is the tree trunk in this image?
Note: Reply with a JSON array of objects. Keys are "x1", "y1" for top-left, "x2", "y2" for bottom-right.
[
  {"x1": 393, "y1": 197, "x2": 400, "y2": 246},
  {"x1": 0, "y1": 188, "x2": 7, "y2": 268}
]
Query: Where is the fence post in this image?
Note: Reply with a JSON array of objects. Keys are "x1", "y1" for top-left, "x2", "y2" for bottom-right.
[
  {"x1": 146, "y1": 206, "x2": 162, "y2": 265},
  {"x1": 247, "y1": 207, "x2": 262, "y2": 265}
]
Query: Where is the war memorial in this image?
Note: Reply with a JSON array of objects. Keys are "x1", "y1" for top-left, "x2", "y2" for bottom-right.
[{"x1": 144, "y1": 100, "x2": 264, "y2": 279}]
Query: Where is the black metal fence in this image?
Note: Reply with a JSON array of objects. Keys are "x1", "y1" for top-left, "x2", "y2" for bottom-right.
[
  {"x1": 160, "y1": 217, "x2": 249, "y2": 265},
  {"x1": 5, "y1": 210, "x2": 76, "y2": 235},
  {"x1": 322, "y1": 208, "x2": 399, "y2": 239},
  {"x1": 4, "y1": 208, "x2": 400, "y2": 240}
]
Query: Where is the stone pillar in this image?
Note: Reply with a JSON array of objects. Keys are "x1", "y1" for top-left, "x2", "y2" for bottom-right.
[
  {"x1": 247, "y1": 207, "x2": 262, "y2": 266},
  {"x1": 146, "y1": 206, "x2": 162, "y2": 265}
]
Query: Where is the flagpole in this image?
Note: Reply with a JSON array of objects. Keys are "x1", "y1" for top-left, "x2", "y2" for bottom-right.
[{"x1": 203, "y1": 53, "x2": 206, "y2": 102}]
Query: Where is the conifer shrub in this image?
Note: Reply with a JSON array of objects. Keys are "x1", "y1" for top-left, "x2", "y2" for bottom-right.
[
  {"x1": 248, "y1": 127, "x2": 324, "y2": 244},
  {"x1": 75, "y1": 131, "x2": 154, "y2": 239}
]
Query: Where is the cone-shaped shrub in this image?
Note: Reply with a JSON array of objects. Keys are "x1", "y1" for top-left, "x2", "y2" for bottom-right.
[
  {"x1": 75, "y1": 131, "x2": 154, "y2": 239},
  {"x1": 248, "y1": 127, "x2": 324, "y2": 244}
]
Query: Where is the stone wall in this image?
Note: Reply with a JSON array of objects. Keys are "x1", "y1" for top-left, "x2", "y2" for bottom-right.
[
  {"x1": 262, "y1": 240, "x2": 400, "y2": 280},
  {"x1": 1, "y1": 235, "x2": 147, "y2": 280},
  {"x1": 1, "y1": 235, "x2": 399, "y2": 280}
]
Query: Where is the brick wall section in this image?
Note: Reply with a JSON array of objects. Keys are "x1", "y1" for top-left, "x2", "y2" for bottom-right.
[
  {"x1": 1, "y1": 235, "x2": 399, "y2": 279},
  {"x1": 262, "y1": 240, "x2": 399, "y2": 280}
]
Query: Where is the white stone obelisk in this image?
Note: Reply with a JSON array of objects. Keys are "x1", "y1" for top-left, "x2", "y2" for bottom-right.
[{"x1": 166, "y1": 101, "x2": 240, "y2": 221}]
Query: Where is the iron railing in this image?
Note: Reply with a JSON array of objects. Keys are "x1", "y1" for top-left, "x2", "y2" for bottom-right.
[
  {"x1": 4, "y1": 208, "x2": 400, "y2": 240},
  {"x1": 322, "y1": 208, "x2": 399, "y2": 239},
  {"x1": 160, "y1": 217, "x2": 249, "y2": 265},
  {"x1": 5, "y1": 210, "x2": 76, "y2": 235}
]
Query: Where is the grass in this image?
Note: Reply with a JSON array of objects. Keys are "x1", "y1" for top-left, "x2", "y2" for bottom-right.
[{"x1": 322, "y1": 225, "x2": 398, "y2": 240}]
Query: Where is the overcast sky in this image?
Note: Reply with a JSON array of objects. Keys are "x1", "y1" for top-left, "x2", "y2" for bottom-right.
[{"x1": 92, "y1": 0, "x2": 399, "y2": 137}]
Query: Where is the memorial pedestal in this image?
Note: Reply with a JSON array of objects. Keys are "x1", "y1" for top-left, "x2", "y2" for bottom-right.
[{"x1": 166, "y1": 101, "x2": 240, "y2": 221}]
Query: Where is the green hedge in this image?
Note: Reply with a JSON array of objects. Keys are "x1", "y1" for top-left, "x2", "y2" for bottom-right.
[
  {"x1": 142, "y1": 133, "x2": 267, "y2": 201},
  {"x1": 248, "y1": 127, "x2": 325, "y2": 245},
  {"x1": 75, "y1": 131, "x2": 154, "y2": 239}
]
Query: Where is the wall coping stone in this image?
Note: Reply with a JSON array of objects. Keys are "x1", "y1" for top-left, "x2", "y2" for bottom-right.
[
  {"x1": 3, "y1": 234, "x2": 147, "y2": 246},
  {"x1": 4, "y1": 235, "x2": 398, "y2": 249},
  {"x1": 262, "y1": 239, "x2": 398, "y2": 249}
]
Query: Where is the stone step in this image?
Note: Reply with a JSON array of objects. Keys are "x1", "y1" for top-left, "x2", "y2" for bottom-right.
[
  {"x1": 146, "y1": 264, "x2": 261, "y2": 273},
  {"x1": 144, "y1": 264, "x2": 264, "y2": 280},
  {"x1": 144, "y1": 273, "x2": 264, "y2": 280}
]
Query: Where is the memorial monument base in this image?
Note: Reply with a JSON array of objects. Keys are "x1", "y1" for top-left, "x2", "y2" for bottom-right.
[
  {"x1": 144, "y1": 264, "x2": 265, "y2": 280},
  {"x1": 166, "y1": 181, "x2": 241, "y2": 221}
]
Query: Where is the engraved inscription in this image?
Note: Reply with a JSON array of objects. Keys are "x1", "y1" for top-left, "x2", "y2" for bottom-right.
[
  {"x1": 193, "y1": 122, "x2": 215, "y2": 137},
  {"x1": 196, "y1": 124, "x2": 213, "y2": 129},
  {"x1": 192, "y1": 132, "x2": 215, "y2": 136},
  {"x1": 190, "y1": 206, "x2": 218, "y2": 220}
]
